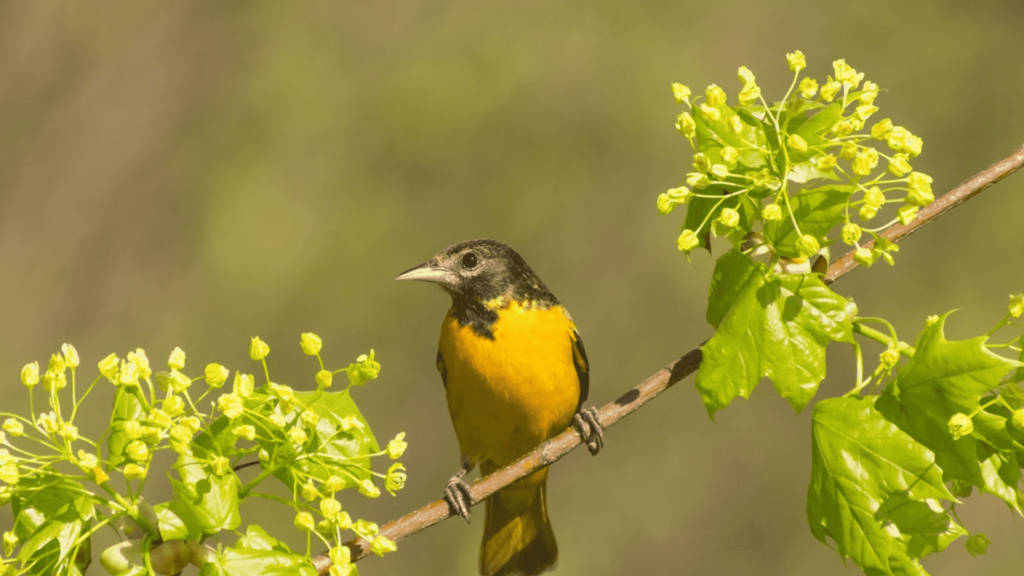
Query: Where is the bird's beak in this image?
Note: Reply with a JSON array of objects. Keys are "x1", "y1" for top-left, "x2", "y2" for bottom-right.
[{"x1": 394, "y1": 262, "x2": 457, "y2": 286}]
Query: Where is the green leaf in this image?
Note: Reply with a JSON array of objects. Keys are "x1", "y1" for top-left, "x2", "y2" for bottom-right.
[
  {"x1": 683, "y1": 187, "x2": 757, "y2": 253},
  {"x1": 171, "y1": 446, "x2": 242, "y2": 534},
  {"x1": 198, "y1": 525, "x2": 318, "y2": 576},
  {"x1": 697, "y1": 251, "x2": 852, "y2": 415},
  {"x1": 886, "y1": 312, "x2": 1022, "y2": 508},
  {"x1": 808, "y1": 396, "x2": 955, "y2": 575},
  {"x1": 264, "y1": 390, "x2": 379, "y2": 492},
  {"x1": 11, "y1": 474, "x2": 92, "y2": 571},
  {"x1": 155, "y1": 499, "x2": 204, "y2": 541},
  {"x1": 106, "y1": 387, "x2": 146, "y2": 469},
  {"x1": 795, "y1": 102, "x2": 842, "y2": 150},
  {"x1": 763, "y1": 185, "x2": 853, "y2": 258},
  {"x1": 694, "y1": 105, "x2": 767, "y2": 169}
]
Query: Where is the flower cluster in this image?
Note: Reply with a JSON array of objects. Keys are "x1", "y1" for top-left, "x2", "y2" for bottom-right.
[{"x1": 660, "y1": 51, "x2": 932, "y2": 267}]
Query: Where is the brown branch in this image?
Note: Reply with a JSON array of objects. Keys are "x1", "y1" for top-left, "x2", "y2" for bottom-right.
[{"x1": 314, "y1": 142, "x2": 1024, "y2": 574}]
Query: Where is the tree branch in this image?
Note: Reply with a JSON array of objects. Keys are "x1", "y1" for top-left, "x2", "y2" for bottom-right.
[{"x1": 314, "y1": 142, "x2": 1024, "y2": 574}]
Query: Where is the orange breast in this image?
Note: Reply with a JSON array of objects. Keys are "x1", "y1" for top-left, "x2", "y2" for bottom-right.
[{"x1": 439, "y1": 302, "x2": 581, "y2": 466}]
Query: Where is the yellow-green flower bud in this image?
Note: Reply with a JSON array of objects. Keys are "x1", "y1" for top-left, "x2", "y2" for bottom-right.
[
  {"x1": 170, "y1": 425, "x2": 192, "y2": 445},
  {"x1": 182, "y1": 417, "x2": 201, "y2": 434},
  {"x1": 686, "y1": 172, "x2": 710, "y2": 190},
  {"x1": 61, "y1": 344, "x2": 80, "y2": 369},
  {"x1": 294, "y1": 511, "x2": 315, "y2": 532},
  {"x1": 324, "y1": 475, "x2": 344, "y2": 493},
  {"x1": 300, "y1": 332, "x2": 323, "y2": 357},
  {"x1": 204, "y1": 363, "x2": 229, "y2": 388},
  {"x1": 212, "y1": 456, "x2": 231, "y2": 476},
  {"x1": 738, "y1": 83, "x2": 761, "y2": 106},
  {"x1": 167, "y1": 347, "x2": 186, "y2": 371},
  {"x1": 316, "y1": 370, "x2": 333, "y2": 389},
  {"x1": 300, "y1": 410, "x2": 320, "y2": 428},
  {"x1": 870, "y1": 118, "x2": 893, "y2": 140},
  {"x1": 787, "y1": 133, "x2": 808, "y2": 152},
  {"x1": 671, "y1": 82, "x2": 691, "y2": 105},
  {"x1": 907, "y1": 172, "x2": 933, "y2": 202},
  {"x1": 59, "y1": 423, "x2": 78, "y2": 441},
  {"x1": 716, "y1": 207, "x2": 739, "y2": 228},
  {"x1": 371, "y1": 535, "x2": 397, "y2": 557},
  {"x1": 150, "y1": 409, "x2": 172, "y2": 429},
  {"x1": 359, "y1": 478, "x2": 381, "y2": 498},
  {"x1": 786, "y1": 50, "x2": 806, "y2": 72},
  {"x1": 832, "y1": 59, "x2": 863, "y2": 89},
  {"x1": 163, "y1": 395, "x2": 185, "y2": 417},
  {"x1": 692, "y1": 153, "x2": 712, "y2": 173},
  {"x1": 169, "y1": 370, "x2": 191, "y2": 394},
  {"x1": 3, "y1": 531, "x2": 17, "y2": 557},
  {"x1": 948, "y1": 413, "x2": 974, "y2": 440},
  {"x1": 888, "y1": 154, "x2": 912, "y2": 177},
  {"x1": 128, "y1": 349, "x2": 151, "y2": 379},
  {"x1": 761, "y1": 203, "x2": 782, "y2": 221},
  {"x1": 737, "y1": 66, "x2": 756, "y2": 85},
  {"x1": 839, "y1": 141, "x2": 858, "y2": 160},
  {"x1": 796, "y1": 234, "x2": 820, "y2": 258},
  {"x1": 320, "y1": 498, "x2": 342, "y2": 520},
  {"x1": 852, "y1": 148, "x2": 878, "y2": 176},
  {"x1": 38, "y1": 411, "x2": 59, "y2": 434},
  {"x1": 347, "y1": 351, "x2": 380, "y2": 387},
  {"x1": 710, "y1": 164, "x2": 729, "y2": 179},
  {"x1": 353, "y1": 519, "x2": 378, "y2": 538},
  {"x1": 124, "y1": 420, "x2": 143, "y2": 440},
  {"x1": 233, "y1": 372, "x2": 254, "y2": 398},
  {"x1": 816, "y1": 154, "x2": 837, "y2": 171},
  {"x1": 126, "y1": 441, "x2": 149, "y2": 462},
  {"x1": 330, "y1": 544, "x2": 352, "y2": 568},
  {"x1": 78, "y1": 450, "x2": 98, "y2": 470},
  {"x1": 270, "y1": 413, "x2": 287, "y2": 429},
  {"x1": 1009, "y1": 294, "x2": 1024, "y2": 318},
  {"x1": 249, "y1": 337, "x2": 270, "y2": 361},
  {"x1": 657, "y1": 193, "x2": 676, "y2": 215},
  {"x1": 287, "y1": 427, "x2": 308, "y2": 445},
  {"x1": 0, "y1": 462, "x2": 19, "y2": 485},
  {"x1": 705, "y1": 84, "x2": 726, "y2": 107},
  {"x1": 386, "y1": 463, "x2": 407, "y2": 496},
  {"x1": 897, "y1": 205, "x2": 919, "y2": 226},
  {"x1": 302, "y1": 482, "x2": 320, "y2": 501},
  {"x1": 925, "y1": 315, "x2": 940, "y2": 327},
  {"x1": 854, "y1": 247, "x2": 876, "y2": 267},
  {"x1": 887, "y1": 126, "x2": 910, "y2": 151},
  {"x1": 48, "y1": 353, "x2": 66, "y2": 375},
  {"x1": 42, "y1": 371, "x2": 67, "y2": 393},
  {"x1": 820, "y1": 80, "x2": 841, "y2": 102},
  {"x1": 677, "y1": 229, "x2": 700, "y2": 253},
  {"x1": 386, "y1": 432, "x2": 408, "y2": 459},
  {"x1": 98, "y1": 354, "x2": 120, "y2": 380},
  {"x1": 720, "y1": 146, "x2": 739, "y2": 165},
  {"x1": 863, "y1": 186, "x2": 885, "y2": 209},
  {"x1": 858, "y1": 81, "x2": 879, "y2": 105},
  {"x1": 218, "y1": 393, "x2": 244, "y2": 420},
  {"x1": 699, "y1": 104, "x2": 720, "y2": 121},
  {"x1": 729, "y1": 115, "x2": 744, "y2": 134},
  {"x1": 798, "y1": 77, "x2": 818, "y2": 99},
  {"x1": 966, "y1": 533, "x2": 990, "y2": 557},
  {"x1": 675, "y1": 112, "x2": 696, "y2": 137},
  {"x1": 854, "y1": 105, "x2": 878, "y2": 122},
  {"x1": 841, "y1": 223, "x2": 862, "y2": 246},
  {"x1": 905, "y1": 135, "x2": 923, "y2": 158},
  {"x1": 118, "y1": 361, "x2": 140, "y2": 388},
  {"x1": 830, "y1": 119, "x2": 855, "y2": 138},
  {"x1": 20, "y1": 362, "x2": 39, "y2": 387},
  {"x1": 2, "y1": 420, "x2": 23, "y2": 437},
  {"x1": 233, "y1": 425, "x2": 256, "y2": 441},
  {"x1": 123, "y1": 463, "x2": 146, "y2": 480}
]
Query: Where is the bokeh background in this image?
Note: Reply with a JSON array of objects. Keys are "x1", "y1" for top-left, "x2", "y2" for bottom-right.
[{"x1": 1, "y1": 1, "x2": 1023, "y2": 574}]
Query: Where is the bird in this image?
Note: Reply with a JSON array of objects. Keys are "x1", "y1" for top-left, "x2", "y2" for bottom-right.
[{"x1": 396, "y1": 239, "x2": 604, "y2": 576}]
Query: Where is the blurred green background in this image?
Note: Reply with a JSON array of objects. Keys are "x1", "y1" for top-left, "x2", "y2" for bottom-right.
[{"x1": 1, "y1": 1, "x2": 1022, "y2": 574}]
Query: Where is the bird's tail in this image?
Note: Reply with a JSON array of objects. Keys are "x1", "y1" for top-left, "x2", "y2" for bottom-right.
[{"x1": 479, "y1": 466, "x2": 557, "y2": 576}]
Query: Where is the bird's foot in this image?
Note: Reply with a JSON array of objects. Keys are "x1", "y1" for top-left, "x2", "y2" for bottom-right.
[
  {"x1": 573, "y1": 406, "x2": 605, "y2": 455},
  {"x1": 444, "y1": 475, "x2": 474, "y2": 523}
]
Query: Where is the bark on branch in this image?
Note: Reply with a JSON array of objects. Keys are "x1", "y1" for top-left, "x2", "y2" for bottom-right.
[{"x1": 314, "y1": 142, "x2": 1024, "y2": 575}]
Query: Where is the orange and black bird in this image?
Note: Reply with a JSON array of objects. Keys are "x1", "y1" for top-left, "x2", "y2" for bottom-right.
[{"x1": 396, "y1": 239, "x2": 604, "y2": 576}]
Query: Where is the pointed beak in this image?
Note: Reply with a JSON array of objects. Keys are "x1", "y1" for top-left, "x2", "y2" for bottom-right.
[{"x1": 394, "y1": 262, "x2": 457, "y2": 286}]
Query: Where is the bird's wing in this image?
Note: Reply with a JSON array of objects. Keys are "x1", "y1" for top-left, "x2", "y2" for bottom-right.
[
  {"x1": 436, "y1": 350, "x2": 448, "y2": 388},
  {"x1": 571, "y1": 328, "x2": 590, "y2": 412}
]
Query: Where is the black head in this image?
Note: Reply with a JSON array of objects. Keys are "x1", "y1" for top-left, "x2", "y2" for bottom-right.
[{"x1": 395, "y1": 239, "x2": 557, "y2": 307}]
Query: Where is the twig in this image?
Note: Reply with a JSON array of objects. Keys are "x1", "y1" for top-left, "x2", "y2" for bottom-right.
[{"x1": 314, "y1": 142, "x2": 1024, "y2": 574}]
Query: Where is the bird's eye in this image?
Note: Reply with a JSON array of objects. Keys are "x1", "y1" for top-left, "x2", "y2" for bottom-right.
[{"x1": 461, "y1": 252, "x2": 478, "y2": 269}]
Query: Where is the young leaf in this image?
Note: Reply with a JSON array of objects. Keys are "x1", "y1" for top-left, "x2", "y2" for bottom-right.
[
  {"x1": 198, "y1": 525, "x2": 318, "y2": 576},
  {"x1": 808, "y1": 396, "x2": 955, "y2": 575},
  {"x1": 106, "y1": 387, "x2": 146, "y2": 469},
  {"x1": 886, "y1": 312, "x2": 1022, "y2": 508},
  {"x1": 763, "y1": 185, "x2": 853, "y2": 258},
  {"x1": 171, "y1": 446, "x2": 242, "y2": 533},
  {"x1": 697, "y1": 250, "x2": 852, "y2": 415}
]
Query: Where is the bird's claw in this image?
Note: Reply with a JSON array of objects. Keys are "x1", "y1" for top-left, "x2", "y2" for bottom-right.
[
  {"x1": 573, "y1": 406, "x2": 605, "y2": 455},
  {"x1": 444, "y1": 476, "x2": 474, "y2": 523}
]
